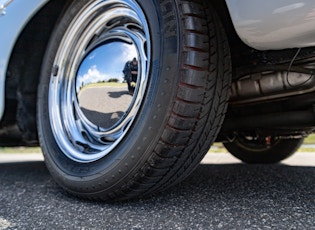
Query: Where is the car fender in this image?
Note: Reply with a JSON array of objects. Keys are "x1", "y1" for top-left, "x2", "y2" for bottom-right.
[
  {"x1": 0, "y1": 0, "x2": 49, "y2": 120},
  {"x1": 226, "y1": 0, "x2": 315, "y2": 50}
]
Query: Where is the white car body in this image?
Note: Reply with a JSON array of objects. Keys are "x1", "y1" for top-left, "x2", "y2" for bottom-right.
[{"x1": 226, "y1": 0, "x2": 315, "y2": 50}]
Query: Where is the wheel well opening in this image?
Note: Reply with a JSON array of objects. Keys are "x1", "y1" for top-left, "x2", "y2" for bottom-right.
[{"x1": 2, "y1": 0, "x2": 67, "y2": 146}]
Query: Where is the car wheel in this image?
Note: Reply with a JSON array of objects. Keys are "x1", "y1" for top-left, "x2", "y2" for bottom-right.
[
  {"x1": 37, "y1": 0, "x2": 231, "y2": 200},
  {"x1": 223, "y1": 134, "x2": 304, "y2": 164}
]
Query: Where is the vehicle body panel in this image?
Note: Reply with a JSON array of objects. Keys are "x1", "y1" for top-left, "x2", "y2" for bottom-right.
[
  {"x1": 226, "y1": 0, "x2": 315, "y2": 50},
  {"x1": 0, "y1": 0, "x2": 48, "y2": 120}
]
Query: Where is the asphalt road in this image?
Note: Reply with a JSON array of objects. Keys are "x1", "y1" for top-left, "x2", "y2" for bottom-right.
[
  {"x1": 0, "y1": 152, "x2": 314, "y2": 229},
  {"x1": 78, "y1": 85, "x2": 132, "y2": 128}
]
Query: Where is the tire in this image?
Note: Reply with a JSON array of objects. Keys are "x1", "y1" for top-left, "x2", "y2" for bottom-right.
[
  {"x1": 223, "y1": 135, "x2": 304, "y2": 164},
  {"x1": 37, "y1": 0, "x2": 231, "y2": 201}
]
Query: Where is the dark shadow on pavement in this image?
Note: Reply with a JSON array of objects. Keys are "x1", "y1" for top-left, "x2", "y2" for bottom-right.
[
  {"x1": 80, "y1": 107, "x2": 124, "y2": 128},
  {"x1": 108, "y1": 90, "x2": 131, "y2": 98},
  {"x1": 0, "y1": 161, "x2": 314, "y2": 203},
  {"x1": 0, "y1": 161, "x2": 314, "y2": 229}
]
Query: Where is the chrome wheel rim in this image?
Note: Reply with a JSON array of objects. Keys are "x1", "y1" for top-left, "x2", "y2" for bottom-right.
[{"x1": 49, "y1": 0, "x2": 150, "y2": 163}]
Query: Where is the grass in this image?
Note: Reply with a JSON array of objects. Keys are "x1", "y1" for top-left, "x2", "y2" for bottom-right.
[
  {"x1": 0, "y1": 146, "x2": 42, "y2": 154},
  {"x1": 303, "y1": 134, "x2": 315, "y2": 144},
  {"x1": 82, "y1": 82, "x2": 126, "y2": 89}
]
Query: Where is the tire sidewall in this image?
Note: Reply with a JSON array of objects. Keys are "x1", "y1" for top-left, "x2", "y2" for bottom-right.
[{"x1": 38, "y1": 0, "x2": 181, "y2": 191}]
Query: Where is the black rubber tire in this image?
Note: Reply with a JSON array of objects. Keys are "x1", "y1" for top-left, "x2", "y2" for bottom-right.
[
  {"x1": 223, "y1": 136, "x2": 304, "y2": 164},
  {"x1": 37, "y1": 0, "x2": 231, "y2": 201}
]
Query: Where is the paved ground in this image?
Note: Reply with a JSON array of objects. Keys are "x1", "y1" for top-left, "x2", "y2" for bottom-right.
[
  {"x1": 78, "y1": 85, "x2": 132, "y2": 128},
  {"x1": 0, "y1": 151, "x2": 314, "y2": 229}
]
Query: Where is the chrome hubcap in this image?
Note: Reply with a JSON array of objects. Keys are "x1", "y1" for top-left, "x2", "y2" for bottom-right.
[{"x1": 49, "y1": 0, "x2": 150, "y2": 163}]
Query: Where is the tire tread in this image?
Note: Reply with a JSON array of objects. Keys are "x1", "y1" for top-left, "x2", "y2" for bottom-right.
[{"x1": 115, "y1": 0, "x2": 232, "y2": 199}]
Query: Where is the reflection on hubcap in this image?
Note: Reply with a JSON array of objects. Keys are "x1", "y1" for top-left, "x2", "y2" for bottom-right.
[
  {"x1": 49, "y1": 0, "x2": 150, "y2": 163},
  {"x1": 76, "y1": 42, "x2": 137, "y2": 130}
]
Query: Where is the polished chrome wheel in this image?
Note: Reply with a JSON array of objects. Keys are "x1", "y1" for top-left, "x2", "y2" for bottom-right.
[{"x1": 49, "y1": 0, "x2": 150, "y2": 163}]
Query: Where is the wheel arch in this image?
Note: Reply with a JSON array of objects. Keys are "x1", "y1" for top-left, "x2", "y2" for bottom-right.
[{"x1": 1, "y1": 0, "x2": 68, "y2": 145}]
